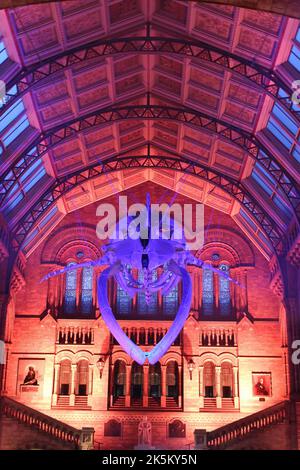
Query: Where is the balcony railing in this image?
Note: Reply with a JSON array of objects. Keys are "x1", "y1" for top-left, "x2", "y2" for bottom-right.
[
  {"x1": 199, "y1": 326, "x2": 237, "y2": 347},
  {"x1": 110, "y1": 326, "x2": 181, "y2": 347},
  {"x1": 56, "y1": 325, "x2": 94, "y2": 345}
]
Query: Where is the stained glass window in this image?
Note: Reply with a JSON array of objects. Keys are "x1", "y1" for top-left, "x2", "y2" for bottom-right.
[
  {"x1": 64, "y1": 262, "x2": 77, "y2": 314},
  {"x1": 116, "y1": 265, "x2": 132, "y2": 315},
  {"x1": 137, "y1": 270, "x2": 158, "y2": 315},
  {"x1": 202, "y1": 268, "x2": 214, "y2": 316},
  {"x1": 163, "y1": 271, "x2": 178, "y2": 316},
  {"x1": 81, "y1": 266, "x2": 93, "y2": 315},
  {"x1": 219, "y1": 264, "x2": 231, "y2": 316}
]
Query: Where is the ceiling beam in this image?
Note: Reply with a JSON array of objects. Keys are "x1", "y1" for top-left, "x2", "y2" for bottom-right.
[
  {"x1": 1, "y1": 104, "x2": 299, "y2": 220},
  {"x1": 1, "y1": 33, "x2": 298, "y2": 125},
  {"x1": 11, "y1": 153, "x2": 283, "y2": 253}
]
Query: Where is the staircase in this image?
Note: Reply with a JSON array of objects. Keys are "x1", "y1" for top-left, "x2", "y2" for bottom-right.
[
  {"x1": 166, "y1": 397, "x2": 179, "y2": 409},
  {"x1": 53, "y1": 395, "x2": 91, "y2": 410},
  {"x1": 221, "y1": 398, "x2": 236, "y2": 411},
  {"x1": 131, "y1": 397, "x2": 142, "y2": 408},
  {"x1": 148, "y1": 397, "x2": 161, "y2": 408},
  {"x1": 206, "y1": 400, "x2": 290, "y2": 449},
  {"x1": 202, "y1": 397, "x2": 217, "y2": 410},
  {"x1": 56, "y1": 396, "x2": 70, "y2": 408},
  {"x1": 74, "y1": 396, "x2": 89, "y2": 409},
  {"x1": 111, "y1": 396, "x2": 125, "y2": 408},
  {"x1": 0, "y1": 396, "x2": 91, "y2": 450}
]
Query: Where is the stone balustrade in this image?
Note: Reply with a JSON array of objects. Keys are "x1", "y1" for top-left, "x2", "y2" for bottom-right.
[
  {"x1": 111, "y1": 326, "x2": 181, "y2": 346},
  {"x1": 56, "y1": 325, "x2": 94, "y2": 345},
  {"x1": 206, "y1": 400, "x2": 289, "y2": 449},
  {"x1": 0, "y1": 396, "x2": 92, "y2": 449},
  {"x1": 199, "y1": 326, "x2": 237, "y2": 347}
]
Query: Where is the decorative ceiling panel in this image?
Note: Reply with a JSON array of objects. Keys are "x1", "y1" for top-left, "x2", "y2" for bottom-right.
[{"x1": 0, "y1": 0, "x2": 297, "y2": 252}]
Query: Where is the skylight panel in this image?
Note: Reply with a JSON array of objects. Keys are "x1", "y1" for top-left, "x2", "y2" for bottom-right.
[
  {"x1": 239, "y1": 209, "x2": 256, "y2": 231},
  {"x1": 2, "y1": 116, "x2": 29, "y2": 147},
  {"x1": 267, "y1": 118, "x2": 294, "y2": 149},
  {"x1": 292, "y1": 145, "x2": 300, "y2": 162},
  {"x1": 39, "y1": 207, "x2": 58, "y2": 229},
  {"x1": 272, "y1": 103, "x2": 298, "y2": 135},
  {"x1": 0, "y1": 40, "x2": 8, "y2": 65},
  {"x1": 1, "y1": 100, "x2": 25, "y2": 130},
  {"x1": 289, "y1": 44, "x2": 300, "y2": 71}
]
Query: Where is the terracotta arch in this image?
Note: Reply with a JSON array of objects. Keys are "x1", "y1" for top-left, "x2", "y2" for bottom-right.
[{"x1": 41, "y1": 224, "x2": 102, "y2": 264}]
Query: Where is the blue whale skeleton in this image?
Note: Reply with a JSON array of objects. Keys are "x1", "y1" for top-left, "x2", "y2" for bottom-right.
[{"x1": 41, "y1": 195, "x2": 239, "y2": 365}]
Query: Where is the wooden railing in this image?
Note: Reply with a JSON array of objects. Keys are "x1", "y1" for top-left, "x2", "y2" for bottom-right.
[
  {"x1": 207, "y1": 400, "x2": 289, "y2": 449},
  {"x1": 0, "y1": 396, "x2": 82, "y2": 449}
]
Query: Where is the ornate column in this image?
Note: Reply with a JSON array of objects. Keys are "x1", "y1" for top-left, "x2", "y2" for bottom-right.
[
  {"x1": 143, "y1": 364, "x2": 149, "y2": 407},
  {"x1": 178, "y1": 364, "x2": 182, "y2": 408},
  {"x1": 233, "y1": 366, "x2": 239, "y2": 408},
  {"x1": 125, "y1": 364, "x2": 131, "y2": 408},
  {"x1": 161, "y1": 365, "x2": 166, "y2": 408},
  {"x1": 0, "y1": 294, "x2": 10, "y2": 393},
  {"x1": 52, "y1": 363, "x2": 60, "y2": 406},
  {"x1": 109, "y1": 363, "x2": 114, "y2": 407},
  {"x1": 70, "y1": 364, "x2": 76, "y2": 406},
  {"x1": 215, "y1": 366, "x2": 222, "y2": 408},
  {"x1": 199, "y1": 366, "x2": 204, "y2": 408},
  {"x1": 88, "y1": 364, "x2": 93, "y2": 407}
]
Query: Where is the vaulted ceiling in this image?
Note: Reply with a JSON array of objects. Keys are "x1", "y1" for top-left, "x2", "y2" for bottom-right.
[{"x1": 0, "y1": 0, "x2": 299, "y2": 260}]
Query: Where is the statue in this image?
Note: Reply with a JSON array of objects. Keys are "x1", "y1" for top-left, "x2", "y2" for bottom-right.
[
  {"x1": 23, "y1": 366, "x2": 38, "y2": 385},
  {"x1": 138, "y1": 416, "x2": 152, "y2": 446},
  {"x1": 135, "y1": 416, "x2": 154, "y2": 449}
]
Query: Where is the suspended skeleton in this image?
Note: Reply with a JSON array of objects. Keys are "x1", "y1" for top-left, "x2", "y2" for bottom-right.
[{"x1": 41, "y1": 195, "x2": 239, "y2": 365}]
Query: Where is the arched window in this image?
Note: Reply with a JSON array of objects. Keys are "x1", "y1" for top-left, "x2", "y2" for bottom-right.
[
  {"x1": 203, "y1": 361, "x2": 215, "y2": 398},
  {"x1": 81, "y1": 266, "x2": 93, "y2": 315},
  {"x1": 166, "y1": 361, "x2": 179, "y2": 398},
  {"x1": 221, "y1": 362, "x2": 234, "y2": 398},
  {"x1": 104, "y1": 419, "x2": 121, "y2": 437},
  {"x1": 202, "y1": 268, "x2": 214, "y2": 316},
  {"x1": 131, "y1": 362, "x2": 143, "y2": 400},
  {"x1": 113, "y1": 360, "x2": 126, "y2": 399},
  {"x1": 64, "y1": 262, "x2": 77, "y2": 314},
  {"x1": 137, "y1": 270, "x2": 158, "y2": 315},
  {"x1": 149, "y1": 363, "x2": 161, "y2": 399},
  {"x1": 117, "y1": 284, "x2": 132, "y2": 315},
  {"x1": 219, "y1": 264, "x2": 231, "y2": 316},
  {"x1": 59, "y1": 360, "x2": 71, "y2": 396},
  {"x1": 76, "y1": 360, "x2": 89, "y2": 396},
  {"x1": 169, "y1": 419, "x2": 186, "y2": 438},
  {"x1": 163, "y1": 284, "x2": 178, "y2": 316}
]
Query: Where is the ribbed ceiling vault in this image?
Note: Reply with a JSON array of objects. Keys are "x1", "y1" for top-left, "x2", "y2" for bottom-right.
[{"x1": 0, "y1": 0, "x2": 299, "y2": 261}]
